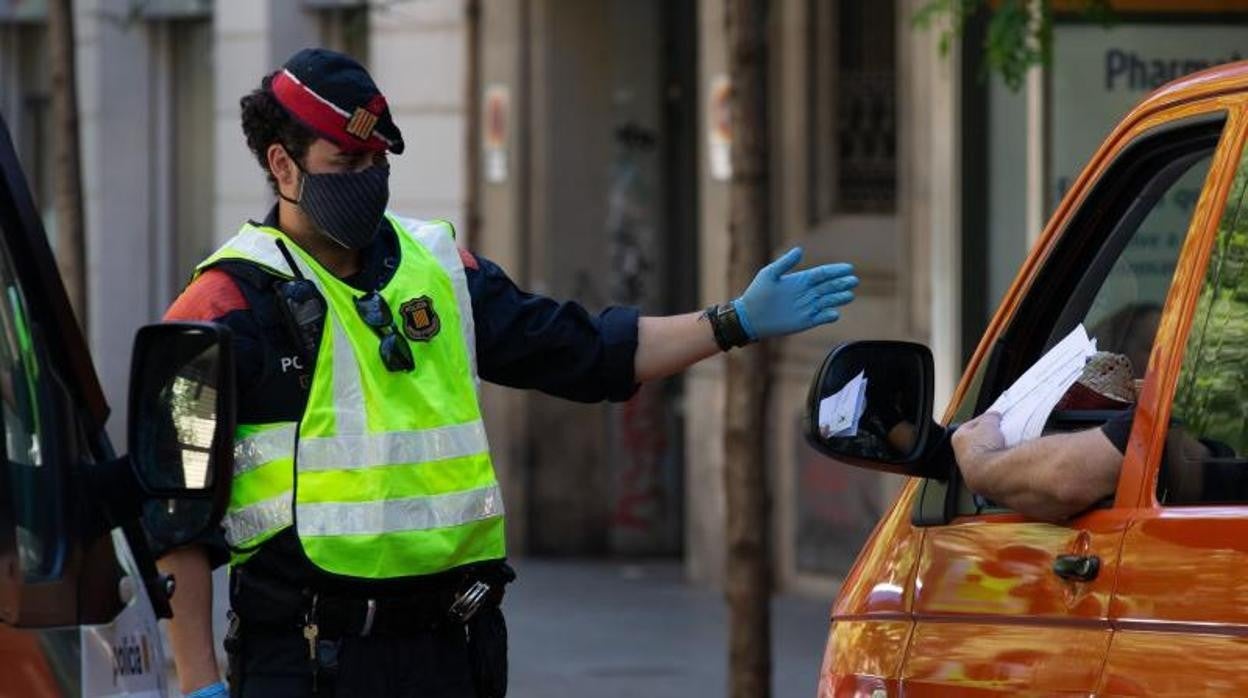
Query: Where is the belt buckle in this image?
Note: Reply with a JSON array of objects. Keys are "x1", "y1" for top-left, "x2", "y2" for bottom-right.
[{"x1": 447, "y1": 580, "x2": 491, "y2": 624}]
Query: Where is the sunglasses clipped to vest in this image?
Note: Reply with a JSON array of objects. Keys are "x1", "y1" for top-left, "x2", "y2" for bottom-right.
[{"x1": 273, "y1": 238, "x2": 415, "y2": 375}]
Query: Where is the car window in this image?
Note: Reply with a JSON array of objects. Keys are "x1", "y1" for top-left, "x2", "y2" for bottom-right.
[
  {"x1": 0, "y1": 232, "x2": 60, "y2": 579},
  {"x1": 1163, "y1": 139, "x2": 1248, "y2": 506},
  {"x1": 1081, "y1": 153, "x2": 1211, "y2": 377},
  {"x1": 945, "y1": 114, "x2": 1224, "y2": 517}
]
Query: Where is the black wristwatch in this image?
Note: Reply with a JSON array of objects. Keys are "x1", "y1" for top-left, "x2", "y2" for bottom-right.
[{"x1": 705, "y1": 302, "x2": 753, "y2": 351}]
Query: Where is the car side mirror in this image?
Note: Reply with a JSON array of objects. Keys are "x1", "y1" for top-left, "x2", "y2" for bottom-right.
[
  {"x1": 803, "y1": 340, "x2": 946, "y2": 479},
  {"x1": 128, "y1": 322, "x2": 235, "y2": 547}
]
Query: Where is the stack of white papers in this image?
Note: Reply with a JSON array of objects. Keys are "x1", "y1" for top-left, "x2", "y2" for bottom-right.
[
  {"x1": 986, "y1": 324, "x2": 1098, "y2": 447},
  {"x1": 818, "y1": 370, "x2": 868, "y2": 439}
]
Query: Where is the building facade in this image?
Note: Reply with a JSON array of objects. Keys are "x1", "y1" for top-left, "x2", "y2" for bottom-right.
[{"x1": 0, "y1": 0, "x2": 1243, "y2": 596}]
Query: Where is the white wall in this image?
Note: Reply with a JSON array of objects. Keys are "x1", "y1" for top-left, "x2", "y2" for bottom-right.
[
  {"x1": 212, "y1": 1, "x2": 319, "y2": 249},
  {"x1": 78, "y1": 0, "x2": 160, "y2": 443},
  {"x1": 369, "y1": 0, "x2": 467, "y2": 226}
]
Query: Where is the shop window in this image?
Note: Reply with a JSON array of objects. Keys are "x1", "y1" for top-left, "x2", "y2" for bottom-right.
[
  {"x1": 1164, "y1": 142, "x2": 1248, "y2": 506},
  {"x1": 808, "y1": 0, "x2": 897, "y2": 220}
]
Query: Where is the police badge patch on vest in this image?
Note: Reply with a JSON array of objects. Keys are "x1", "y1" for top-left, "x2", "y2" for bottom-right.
[{"x1": 401, "y1": 296, "x2": 441, "y2": 341}]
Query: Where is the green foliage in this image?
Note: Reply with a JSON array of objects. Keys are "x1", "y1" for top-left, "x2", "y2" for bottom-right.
[
  {"x1": 912, "y1": 0, "x2": 1114, "y2": 91},
  {"x1": 1173, "y1": 155, "x2": 1248, "y2": 452}
]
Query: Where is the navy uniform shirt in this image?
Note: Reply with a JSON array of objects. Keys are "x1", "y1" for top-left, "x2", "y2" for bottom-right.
[{"x1": 165, "y1": 209, "x2": 639, "y2": 594}]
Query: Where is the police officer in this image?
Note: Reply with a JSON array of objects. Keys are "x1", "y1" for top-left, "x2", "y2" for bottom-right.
[{"x1": 160, "y1": 48, "x2": 859, "y2": 698}]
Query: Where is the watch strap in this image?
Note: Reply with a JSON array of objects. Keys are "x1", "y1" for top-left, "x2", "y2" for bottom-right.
[{"x1": 705, "y1": 302, "x2": 753, "y2": 351}]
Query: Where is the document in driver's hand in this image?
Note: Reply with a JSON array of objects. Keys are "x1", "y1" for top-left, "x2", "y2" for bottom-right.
[{"x1": 986, "y1": 324, "x2": 1098, "y2": 447}]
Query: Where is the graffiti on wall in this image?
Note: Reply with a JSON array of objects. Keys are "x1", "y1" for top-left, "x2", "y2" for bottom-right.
[{"x1": 795, "y1": 417, "x2": 887, "y2": 576}]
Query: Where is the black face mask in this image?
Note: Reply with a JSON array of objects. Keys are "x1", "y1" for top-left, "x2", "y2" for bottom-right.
[{"x1": 282, "y1": 156, "x2": 390, "y2": 250}]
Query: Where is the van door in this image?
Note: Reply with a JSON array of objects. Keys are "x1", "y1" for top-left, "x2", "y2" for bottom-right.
[
  {"x1": 1101, "y1": 105, "x2": 1248, "y2": 695},
  {"x1": 0, "y1": 111, "x2": 170, "y2": 694},
  {"x1": 901, "y1": 107, "x2": 1232, "y2": 694}
]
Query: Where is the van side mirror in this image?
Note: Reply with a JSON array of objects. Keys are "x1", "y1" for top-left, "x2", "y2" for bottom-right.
[
  {"x1": 803, "y1": 340, "x2": 946, "y2": 479},
  {"x1": 128, "y1": 322, "x2": 235, "y2": 546}
]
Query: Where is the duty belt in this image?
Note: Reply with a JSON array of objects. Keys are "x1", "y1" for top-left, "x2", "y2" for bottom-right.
[
  {"x1": 310, "y1": 580, "x2": 503, "y2": 637},
  {"x1": 230, "y1": 564, "x2": 515, "y2": 637}
]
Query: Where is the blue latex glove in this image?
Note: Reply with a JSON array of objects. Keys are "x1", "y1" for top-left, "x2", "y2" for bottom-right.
[
  {"x1": 731, "y1": 247, "x2": 857, "y2": 341},
  {"x1": 186, "y1": 681, "x2": 228, "y2": 698}
]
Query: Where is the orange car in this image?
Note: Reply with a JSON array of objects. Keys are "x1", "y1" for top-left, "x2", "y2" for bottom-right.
[{"x1": 807, "y1": 61, "x2": 1248, "y2": 695}]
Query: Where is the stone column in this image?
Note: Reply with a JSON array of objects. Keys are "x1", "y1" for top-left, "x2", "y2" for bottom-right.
[
  {"x1": 477, "y1": 0, "x2": 531, "y2": 552},
  {"x1": 899, "y1": 0, "x2": 962, "y2": 409}
]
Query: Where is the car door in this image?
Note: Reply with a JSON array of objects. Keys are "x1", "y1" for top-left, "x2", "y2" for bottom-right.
[
  {"x1": 0, "y1": 111, "x2": 171, "y2": 695},
  {"x1": 1101, "y1": 96, "x2": 1248, "y2": 696},
  {"x1": 900, "y1": 105, "x2": 1234, "y2": 694}
]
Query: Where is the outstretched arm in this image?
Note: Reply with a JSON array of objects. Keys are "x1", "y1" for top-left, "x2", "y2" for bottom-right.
[
  {"x1": 635, "y1": 313, "x2": 719, "y2": 383},
  {"x1": 635, "y1": 247, "x2": 858, "y2": 383},
  {"x1": 952, "y1": 413, "x2": 1122, "y2": 522}
]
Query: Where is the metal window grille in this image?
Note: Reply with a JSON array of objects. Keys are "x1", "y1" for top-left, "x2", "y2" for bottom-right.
[{"x1": 810, "y1": 0, "x2": 897, "y2": 219}]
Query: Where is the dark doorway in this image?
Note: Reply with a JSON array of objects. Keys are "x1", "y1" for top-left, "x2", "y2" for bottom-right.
[{"x1": 525, "y1": 0, "x2": 698, "y2": 557}]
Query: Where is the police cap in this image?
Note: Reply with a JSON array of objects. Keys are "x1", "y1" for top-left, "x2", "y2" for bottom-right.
[{"x1": 270, "y1": 48, "x2": 405, "y2": 155}]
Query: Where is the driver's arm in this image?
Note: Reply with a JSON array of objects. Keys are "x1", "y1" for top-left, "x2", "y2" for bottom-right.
[{"x1": 951, "y1": 412, "x2": 1122, "y2": 522}]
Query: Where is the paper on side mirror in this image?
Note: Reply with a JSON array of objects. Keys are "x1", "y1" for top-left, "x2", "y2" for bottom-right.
[
  {"x1": 819, "y1": 370, "x2": 868, "y2": 439},
  {"x1": 986, "y1": 324, "x2": 1097, "y2": 447}
]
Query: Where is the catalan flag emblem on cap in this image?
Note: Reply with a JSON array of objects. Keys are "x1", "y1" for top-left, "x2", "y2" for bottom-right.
[{"x1": 270, "y1": 48, "x2": 405, "y2": 154}]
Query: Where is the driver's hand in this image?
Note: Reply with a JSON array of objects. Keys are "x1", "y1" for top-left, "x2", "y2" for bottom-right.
[{"x1": 952, "y1": 412, "x2": 1006, "y2": 471}]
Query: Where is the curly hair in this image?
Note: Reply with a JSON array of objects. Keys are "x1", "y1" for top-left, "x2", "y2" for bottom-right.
[{"x1": 240, "y1": 72, "x2": 318, "y2": 195}]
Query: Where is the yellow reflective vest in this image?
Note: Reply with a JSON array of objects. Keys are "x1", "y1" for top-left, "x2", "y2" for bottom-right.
[{"x1": 198, "y1": 213, "x2": 505, "y2": 579}]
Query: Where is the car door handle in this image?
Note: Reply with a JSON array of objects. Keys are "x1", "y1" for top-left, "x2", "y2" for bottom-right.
[{"x1": 1052, "y1": 554, "x2": 1100, "y2": 582}]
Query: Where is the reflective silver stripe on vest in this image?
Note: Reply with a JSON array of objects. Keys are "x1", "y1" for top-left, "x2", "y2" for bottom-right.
[
  {"x1": 329, "y1": 313, "x2": 367, "y2": 435},
  {"x1": 297, "y1": 483, "x2": 504, "y2": 537},
  {"x1": 298, "y1": 419, "x2": 488, "y2": 471},
  {"x1": 223, "y1": 492, "x2": 293, "y2": 547},
  {"x1": 227, "y1": 226, "x2": 367, "y2": 437},
  {"x1": 393, "y1": 216, "x2": 479, "y2": 382},
  {"x1": 224, "y1": 218, "x2": 476, "y2": 387},
  {"x1": 217, "y1": 228, "x2": 294, "y2": 276},
  {"x1": 234, "y1": 424, "x2": 298, "y2": 477}
]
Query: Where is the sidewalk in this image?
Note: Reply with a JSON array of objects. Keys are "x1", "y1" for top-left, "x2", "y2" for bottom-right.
[
  {"x1": 198, "y1": 560, "x2": 834, "y2": 697},
  {"x1": 507, "y1": 559, "x2": 834, "y2": 698}
]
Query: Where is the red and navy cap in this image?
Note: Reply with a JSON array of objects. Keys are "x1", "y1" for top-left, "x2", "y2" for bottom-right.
[{"x1": 270, "y1": 48, "x2": 404, "y2": 154}]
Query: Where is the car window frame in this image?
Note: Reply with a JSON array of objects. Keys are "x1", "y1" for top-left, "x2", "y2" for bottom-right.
[
  {"x1": 1134, "y1": 103, "x2": 1248, "y2": 512},
  {"x1": 1044, "y1": 146, "x2": 1215, "y2": 352},
  {"x1": 915, "y1": 102, "x2": 1242, "y2": 526},
  {"x1": 975, "y1": 114, "x2": 1226, "y2": 416}
]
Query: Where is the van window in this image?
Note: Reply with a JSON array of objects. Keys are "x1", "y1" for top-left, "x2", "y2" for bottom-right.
[
  {"x1": 1164, "y1": 142, "x2": 1248, "y2": 505},
  {"x1": 946, "y1": 115, "x2": 1225, "y2": 516},
  {"x1": 0, "y1": 235, "x2": 59, "y2": 579},
  {"x1": 1078, "y1": 151, "x2": 1212, "y2": 377}
]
